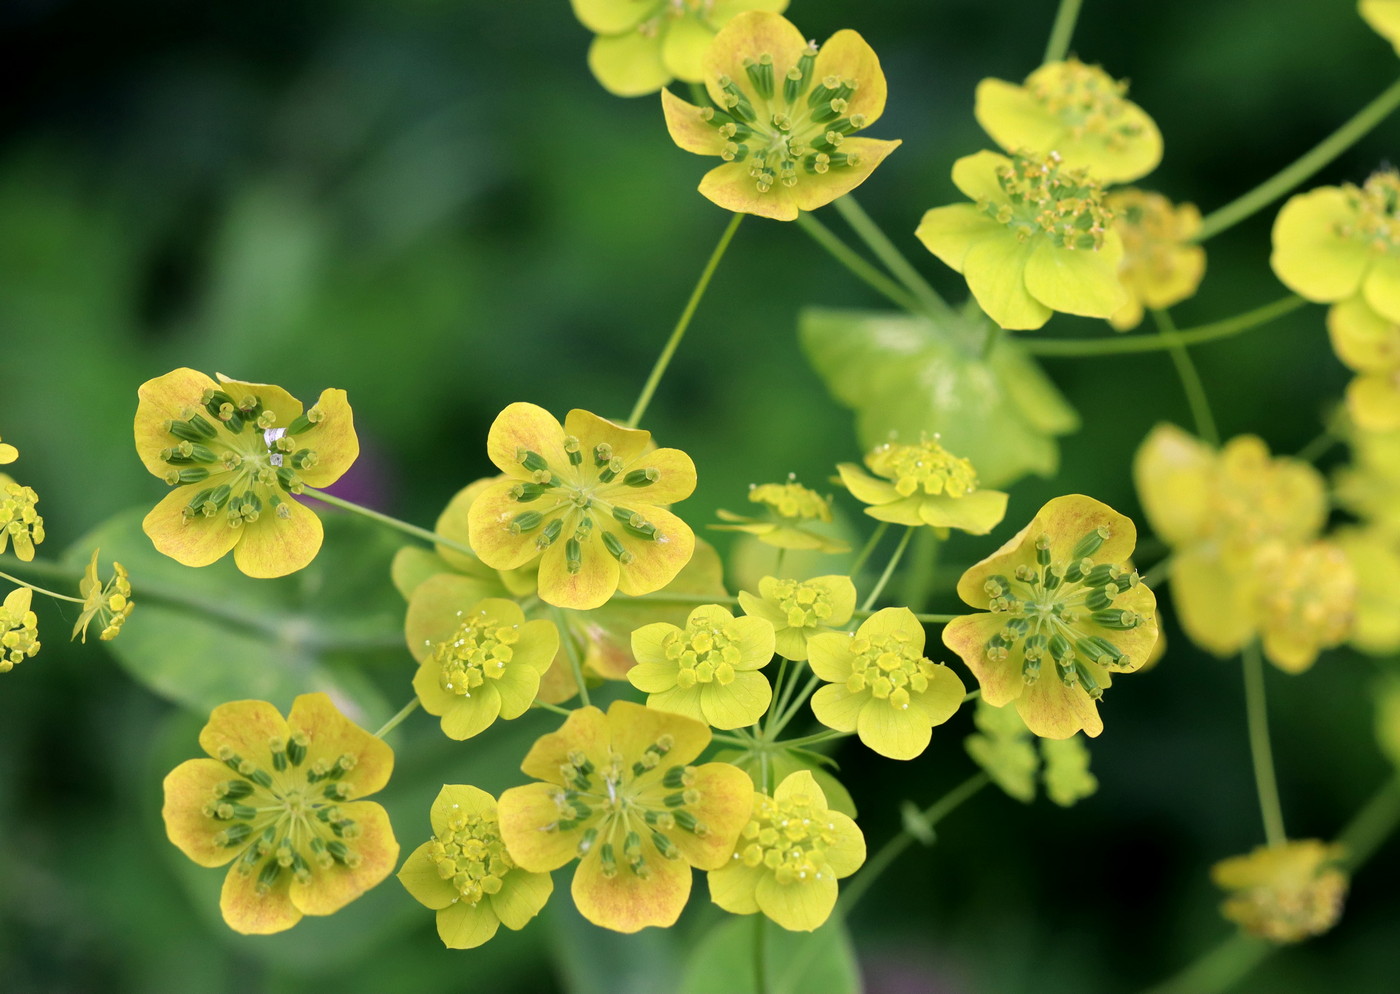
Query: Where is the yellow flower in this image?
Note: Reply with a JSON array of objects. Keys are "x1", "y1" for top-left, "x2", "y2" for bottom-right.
[
  {"x1": 1334, "y1": 423, "x2": 1400, "y2": 537},
  {"x1": 737, "y1": 574, "x2": 856, "y2": 661},
  {"x1": 629, "y1": 604, "x2": 775, "y2": 729},
  {"x1": 707, "y1": 770, "x2": 864, "y2": 931},
  {"x1": 0, "y1": 474, "x2": 44, "y2": 562},
  {"x1": 974, "y1": 58, "x2": 1163, "y2": 184},
  {"x1": 1252, "y1": 540, "x2": 1356, "y2": 673},
  {"x1": 916, "y1": 150, "x2": 1127, "y2": 330},
  {"x1": 406, "y1": 588, "x2": 560, "y2": 740},
  {"x1": 134, "y1": 368, "x2": 359, "y2": 578},
  {"x1": 497, "y1": 701, "x2": 753, "y2": 933},
  {"x1": 807, "y1": 607, "x2": 965, "y2": 760},
  {"x1": 0, "y1": 587, "x2": 40, "y2": 673},
  {"x1": 1328, "y1": 295, "x2": 1400, "y2": 430},
  {"x1": 467, "y1": 403, "x2": 697, "y2": 611},
  {"x1": 1361, "y1": 0, "x2": 1400, "y2": 54},
  {"x1": 71, "y1": 549, "x2": 134, "y2": 643},
  {"x1": 397, "y1": 785, "x2": 553, "y2": 949},
  {"x1": 712, "y1": 479, "x2": 849, "y2": 552},
  {"x1": 1134, "y1": 425, "x2": 1328, "y2": 657},
  {"x1": 1335, "y1": 526, "x2": 1400, "y2": 654},
  {"x1": 161, "y1": 693, "x2": 398, "y2": 934},
  {"x1": 1211, "y1": 841, "x2": 1347, "y2": 943},
  {"x1": 943, "y1": 495, "x2": 1160, "y2": 739},
  {"x1": 1106, "y1": 189, "x2": 1207, "y2": 330},
  {"x1": 574, "y1": 0, "x2": 789, "y2": 97},
  {"x1": 836, "y1": 438, "x2": 1008, "y2": 534},
  {"x1": 661, "y1": 11, "x2": 901, "y2": 221},
  {"x1": 1271, "y1": 170, "x2": 1400, "y2": 322},
  {"x1": 0, "y1": 435, "x2": 17, "y2": 464}
]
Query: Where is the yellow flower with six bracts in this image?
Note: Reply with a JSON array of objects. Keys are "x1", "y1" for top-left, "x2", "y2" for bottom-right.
[
  {"x1": 1211, "y1": 840, "x2": 1348, "y2": 943},
  {"x1": 628, "y1": 603, "x2": 776, "y2": 729},
  {"x1": 836, "y1": 438, "x2": 1008, "y2": 534},
  {"x1": 467, "y1": 403, "x2": 697, "y2": 611},
  {"x1": 72, "y1": 549, "x2": 134, "y2": 643},
  {"x1": 405, "y1": 587, "x2": 560, "y2": 740},
  {"x1": 738, "y1": 574, "x2": 856, "y2": 661},
  {"x1": 0, "y1": 587, "x2": 40, "y2": 673},
  {"x1": 807, "y1": 607, "x2": 966, "y2": 760},
  {"x1": 1361, "y1": 0, "x2": 1400, "y2": 55},
  {"x1": 497, "y1": 700, "x2": 752, "y2": 933},
  {"x1": 1271, "y1": 169, "x2": 1400, "y2": 323},
  {"x1": 1106, "y1": 189, "x2": 1207, "y2": 331},
  {"x1": 943, "y1": 495, "x2": 1160, "y2": 739},
  {"x1": 707, "y1": 770, "x2": 864, "y2": 931},
  {"x1": 974, "y1": 58, "x2": 1162, "y2": 184},
  {"x1": 161, "y1": 693, "x2": 398, "y2": 934},
  {"x1": 1328, "y1": 295, "x2": 1400, "y2": 430},
  {"x1": 661, "y1": 10, "x2": 901, "y2": 221},
  {"x1": 712, "y1": 478, "x2": 849, "y2": 552},
  {"x1": 573, "y1": 0, "x2": 788, "y2": 97},
  {"x1": 134, "y1": 368, "x2": 359, "y2": 578},
  {"x1": 917, "y1": 150, "x2": 1127, "y2": 330},
  {"x1": 397, "y1": 784, "x2": 553, "y2": 949}
]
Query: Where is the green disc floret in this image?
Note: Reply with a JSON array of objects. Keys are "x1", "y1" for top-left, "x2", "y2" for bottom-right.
[
  {"x1": 983, "y1": 151, "x2": 1114, "y2": 250},
  {"x1": 1028, "y1": 58, "x2": 1143, "y2": 148},
  {"x1": 736, "y1": 790, "x2": 842, "y2": 885},
  {"x1": 866, "y1": 438, "x2": 979, "y2": 498},
  {"x1": 429, "y1": 606, "x2": 522, "y2": 696},
  {"x1": 771, "y1": 578, "x2": 836, "y2": 628},
  {"x1": 428, "y1": 808, "x2": 517, "y2": 906},
  {"x1": 663, "y1": 617, "x2": 746, "y2": 688},
  {"x1": 843, "y1": 628, "x2": 938, "y2": 711},
  {"x1": 1339, "y1": 168, "x2": 1400, "y2": 255}
]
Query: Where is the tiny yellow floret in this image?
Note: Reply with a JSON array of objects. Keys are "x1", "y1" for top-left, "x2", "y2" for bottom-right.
[
  {"x1": 1212, "y1": 840, "x2": 1347, "y2": 943},
  {"x1": 712, "y1": 477, "x2": 849, "y2": 552},
  {"x1": 1106, "y1": 189, "x2": 1207, "y2": 330},
  {"x1": 72, "y1": 549, "x2": 135, "y2": 643},
  {"x1": 836, "y1": 438, "x2": 1008, "y2": 534},
  {"x1": 0, "y1": 587, "x2": 40, "y2": 673},
  {"x1": 0, "y1": 474, "x2": 44, "y2": 562},
  {"x1": 738, "y1": 574, "x2": 856, "y2": 661}
]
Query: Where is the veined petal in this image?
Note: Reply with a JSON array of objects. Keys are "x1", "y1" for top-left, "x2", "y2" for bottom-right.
[
  {"x1": 810, "y1": 28, "x2": 888, "y2": 124},
  {"x1": 1016, "y1": 674, "x2": 1103, "y2": 739},
  {"x1": 1023, "y1": 233, "x2": 1128, "y2": 319},
  {"x1": 220, "y1": 861, "x2": 301, "y2": 935},
  {"x1": 566, "y1": 409, "x2": 651, "y2": 466},
  {"x1": 702, "y1": 10, "x2": 808, "y2": 110},
  {"x1": 613, "y1": 506, "x2": 696, "y2": 598},
  {"x1": 498, "y1": 782, "x2": 588, "y2": 871},
  {"x1": 788, "y1": 137, "x2": 901, "y2": 215},
  {"x1": 647, "y1": 684, "x2": 707, "y2": 724},
  {"x1": 754, "y1": 872, "x2": 838, "y2": 932},
  {"x1": 539, "y1": 525, "x2": 620, "y2": 610},
  {"x1": 436, "y1": 899, "x2": 500, "y2": 949},
  {"x1": 572, "y1": 836, "x2": 692, "y2": 932},
  {"x1": 667, "y1": 761, "x2": 754, "y2": 869},
  {"x1": 398, "y1": 842, "x2": 458, "y2": 910},
  {"x1": 943, "y1": 613, "x2": 1024, "y2": 706},
  {"x1": 617, "y1": 445, "x2": 697, "y2": 506},
  {"x1": 811, "y1": 683, "x2": 864, "y2": 732},
  {"x1": 662, "y1": 88, "x2": 727, "y2": 156},
  {"x1": 198, "y1": 698, "x2": 289, "y2": 763},
  {"x1": 466, "y1": 479, "x2": 555, "y2": 572},
  {"x1": 963, "y1": 232, "x2": 1051, "y2": 330},
  {"x1": 215, "y1": 375, "x2": 304, "y2": 428},
  {"x1": 134, "y1": 367, "x2": 219, "y2": 478},
  {"x1": 856, "y1": 699, "x2": 933, "y2": 760},
  {"x1": 430, "y1": 784, "x2": 498, "y2": 835},
  {"x1": 486, "y1": 402, "x2": 571, "y2": 482},
  {"x1": 629, "y1": 660, "x2": 682, "y2": 694},
  {"x1": 699, "y1": 161, "x2": 801, "y2": 221},
  {"x1": 162, "y1": 758, "x2": 247, "y2": 867},
  {"x1": 143, "y1": 484, "x2": 241, "y2": 569},
  {"x1": 857, "y1": 607, "x2": 925, "y2": 653},
  {"x1": 232, "y1": 497, "x2": 324, "y2": 578},
  {"x1": 609, "y1": 699, "x2": 712, "y2": 767},
  {"x1": 286, "y1": 693, "x2": 394, "y2": 797},
  {"x1": 290, "y1": 800, "x2": 398, "y2": 915},
  {"x1": 495, "y1": 663, "x2": 545, "y2": 720},
  {"x1": 806, "y1": 631, "x2": 856, "y2": 682},
  {"x1": 699, "y1": 670, "x2": 772, "y2": 729},
  {"x1": 294, "y1": 388, "x2": 359, "y2": 487},
  {"x1": 707, "y1": 860, "x2": 764, "y2": 914},
  {"x1": 490, "y1": 868, "x2": 554, "y2": 930},
  {"x1": 1062, "y1": 102, "x2": 1162, "y2": 183},
  {"x1": 440, "y1": 686, "x2": 503, "y2": 740},
  {"x1": 520, "y1": 706, "x2": 610, "y2": 783},
  {"x1": 822, "y1": 810, "x2": 866, "y2": 878}
]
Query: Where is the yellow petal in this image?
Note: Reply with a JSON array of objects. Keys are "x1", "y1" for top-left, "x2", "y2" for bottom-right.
[
  {"x1": 788, "y1": 137, "x2": 902, "y2": 214},
  {"x1": 857, "y1": 607, "x2": 925, "y2": 653},
  {"x1": 570, "y1": 0, "x2": 649, "y2": 34},
  {"x1": 620, "y1": 445, "x2": 697, "y2": 505},
  {"x1": 142, "y1": 484, "x2": 241, "y2": 569},
  {"x1": 286, "y1": 692, "x2": 395, "y2": 797},
  {"x1": 963, "y1": 232, "x2": 1052, "y2": 331},
  {"x1": 661, "y1": 12, "x2": 715, "y2": 81},
  {"x1": 754, "y1": 872, "x2": 838, "y2": 931},
  {"x1": 294, "y1": 388, "x2": 359, "y2": 488},
  {"x1": 707, "y1": 860, "x2": 764, "y2": 914},
  {"x1": 973, "y1": 79, "x2": 1062, "y2": 157},
  {"x1": 538, "y1": 526, "x2": 620, "y2": 609},
  {"x1": 942, "y1": 613, "x2": 1023, "y2": 707},
  {"x1": 1015, "y1": 675, "x2": 1103, "y2": 739},
  {"x1": 668, "y1": 761, "x2": 755, "y2": 870},
  {"x1": 439, "y1": 687, "x2": 503, "y2": 740},
  {"x1": 805, "y1": 632, "x2": 856, "y2": 683},
  {"x1": 486, "y1": 402, "x2": 570, "y2": 481},
  {"x1": 810, "y1": 28, "x2": 888, "y2": 125},
  {"x1": 215, "y1": 375, "x2": 303, "y2": 427},
  {"x1": 519, "y1": 706, "x2": 610, "y2": 784},
  {"x1": 198, "y1": 698, "x2": 289, "y2": 762},
  {"x1": 1363, "y1": 254, "x2": 1400, "y2": 324},
  {"x1": 856, "y1": 699, "x2": 933, "y2": 760},
  {"x1": 609, "y1": 698, "x2": 712, "y2": 768},
  {"x1": 290, "y1": 800, "x2": 398, "y2": 916},
  {"x1": 232, "y1": 497, "x2": 324, "y2": 578},
  {"x1": 950, "y1": 150, "x2": 1012, "y2": 203},
  {"x1": 571, "y1": 837, "x2": 692, "y2": 932},
  {"x1": 1270, "y1": 188, "x2": 1371, "y2": 302},
  {"x1": 1022, "y1": 232, "x2": 1128, "y2": 318},
  {"x1": 398, "y1": 841, "x2": 458, "y2": 910},
  {"x1": 810, "y1": 683, "x2": 863, "y2": 731},
  {"x1": 1133, "y1": 422, "x2": 1215, "y2": 547},
  {"x1": 836, "y1": 462, "x2": 898, "y2": 505},
  {"x1": 162, "y1": 758, "x2": 246, "y2": 867},
  {"x1": 588, "y1": 31, "x2": 670, "y2": 97},
  {"x1": 436, "y1": 899, "x2": 501, "y2": 949},
  {"x1": 699, "y1": 161, "x2": 800, "y2": 221},
  {"x1": 916, "y1": 489, "x2": 1009, "y2": 534},
  {"x1": 489, "y1": 867, "x2": 554, "y2": 930},
  {"x1": 430, "y1": 783, "x2": 498, "y2": 834},
  {"x1": 915, "y1": 204, "x2": 1003, "y2": 274},
  {"x1": 662, "y1": 88, "x2": 727, "y2": 156},
  {"x1": 699, "y1": 670, "x2": 772, "y2": 729},
  {"x1": 1327, "y1": 294, "x2": 1400, "y2": 372},
  {"x1": 220, "y1": 861, "x2": 301, "y2": 935},
  {"x1": 465, "y1": 479, "x2": 552, "y2": 572},
  {"x1": 702, "y1": 10, "x2": 807, "y2": 110},
  {"x1": 613, "y1": 506, "x2": 697, "y2": 597},
  {"x1": 1348, "y1": 372, "x2": 1400, "y2": 431},
  {"x1": 498, "y1": 782, "x2": 587, "y2": 871},
  {"x1": 1169, "y1": 549, "x2": 1256, "y2": 657},
  {"x1": 133, "y1": 367, "x2": 219, "y2": 479}
]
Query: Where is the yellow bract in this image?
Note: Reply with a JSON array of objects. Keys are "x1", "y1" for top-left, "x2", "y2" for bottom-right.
[
  {"x1": 496, "y1": 701, "x2": 753, "y2": 933},
  {"x1": 72, "y1": 549, "x2": 134, "y2": 643},
  {"x1": 1361, "y1": 0, "x2": 1400, "y2": 54},
  {"x1": 1106, "y1": 189, "x2": 1207, "y2": 330},
  {"x1": 836, "y1": 438, "x2": 1008, "y2": 534},
  {"x1": 0, "y1": 587, "x2": 40, "y2": 674},
  {"x1": 707, "y1": 770, "x2": 865, "y2": 931},
  {"x1": 133, "y1": 368, "x2": 360, "y2": 578},
  {"x1": 467, "y1": 403, "x2": 698, "y2": 611},
  {"x1": 738, "y1": 574, "x2": 856, "y2": 661},
  {"x1": 712, "y1": 479, "x2": 849, "y2": 552},
  {"x1": 661, "y1": 11, "x2": 901, "y2": 220},
  {"x1": 942, "y1": 495, "x2": 1159, "y2": 739},
  {"x1": 574, "y1": 0, "x2": 789, "y2": 97},
  {"x1": 161, "y1": 693, "x2": 398, "y2": 934},
  {"x1": 0, "y1": 473, "x2": 44, "y2": 562},
  {"x1": 974, "y1": 59, "x2": 1162, "y2": 184},
  {"x1": 916, "y1": 150, "x2": 1127, "y2": 330},
  {"x1": 1211, "y1": 841, "x2": 1347, "y2": 943},
  {"x1": 397, "y1": 784, "x2": 553, "y2": 949},
  {"x1": 1328, "y1": 295, "x2": 1400, "y2": 430}
]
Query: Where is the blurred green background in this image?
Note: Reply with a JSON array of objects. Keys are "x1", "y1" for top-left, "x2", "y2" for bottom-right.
[{"x1": 2, "y1": 0, "x2": 1397, "y2": 991}]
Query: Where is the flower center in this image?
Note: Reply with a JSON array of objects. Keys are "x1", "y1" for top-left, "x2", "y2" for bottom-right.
[
  {"x1": 428, "y1": 808, "x2": 516, "y2": 906},
  {"x1": 1025, "y1": 58, "x2": 1142, "y2": 148},
  {"x1": 430, "y1": 606, "x2": 521, "y2": 697},
  {"x1": 1339, "y1": 169, "x2": 1400, "y2": 256},
  {"x1": 1253, "y1": 543, "x2": 1355, "y2": 655},
  {"x1": 734, "y1": 790, "x2": 840, "y2": 885},
  {"x1": 866, "y1": 439, "x2": 978, "y2": 498},
  {"x1": 1111, "y1": 190, "x2": 1191, "y2": 282},
  {"x1": 0, "y1": 479, "x2": 44, "y2": 559},
  {"x1": 748, "y1": 481, "x2": 831, "y2": 521},
  {"x1": 772, "y1": 578, "x2": 835, "y2": 629},
  {"x1": 843, "y1": 630, "x2": 935, "y2": 711},
  {"x1": 982, "y1": 151, "x2": 1114, "y2": 249},
  {"x1": 664, "y1": 619, "x2": 744, "y2": 687}
]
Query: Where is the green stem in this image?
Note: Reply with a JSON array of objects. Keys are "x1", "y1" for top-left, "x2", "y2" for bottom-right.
[
  {"x1": 0, "y1": 568, "x2": 85, "y2": 604},
  {"x1": 1019, "y1": 295, "x2": 1305, "y2": 357},
  {"x1": 773, "y1": 547, "x2": 787, "y2": 577},
  {"x1": 1337, "y1": 775, "x2": 1400, "y2": 871},
  {"x1": 628, "y1": 212, "x2": 744, "y2": 427},
  {"x1": 1041, "y1": 0, "x2": 1084, "y2": 65},
  {"x1": 625, "y1": 591, "x2": 741, "y2": 608},
  {"x1": 1242, "y1": 641, "x2": 1287, "y2": 848},
  {"x1": 763, "y1": 658, "x2": 791, "y2": 740},
  {"x1": 1196, "y1": 76, "x2": 1400, "y2": 242},
  {"x1": 1295, "y1": 429, "x2": 1339, "y2": 464},
  {"x1": 1140, "y1": 556, "x2": 1172, "y2": 589},
  {"x1": 374, "y1": 698, "x2": 420, "y2": 738},
  {"x1": 753, "y1": 913, "x2": 769, "y2": 994},
  {"x1": 796, "y1": 213, "x2": 923, "y2": 313},
  {"x1": 962, "y1": 688, "x2": 982, "y2": 703},
  {"x1": 555, "y1": 608, "x2": 591, "y2": 708},
  {"x1": 1153, "y1": 308, "x2": 1220, "y2": 447},
  {"x1": 840, "y1": 771, "x2": 991, "y2": 914},
  {"x1": 898, "y1": 527, "x2": 940, "y2": 614},
  {"x1": 849, "y1": 522, "x2": 890, "y2": 577},
  {"x1": 860, "y1": 526, "x2": 914, "y2": 612},
  {"x1": 776, "y1": 729, "x2": 850, "y2": 750},
  {"x1": 772, "y1": 672, "x2": 822, "y2": 737},
  {"x1": 833, "y1": 196, "x2": 954, "y2": 320},
  {"x1": 851, "y1": 607, "x2": 958, "y2": 623},
  {"x1": 301, "y1": 487, "x2": 475, "y2": 558},
  {"x1": 531, "y1": 700, "x2": 574, "y2": 718}
]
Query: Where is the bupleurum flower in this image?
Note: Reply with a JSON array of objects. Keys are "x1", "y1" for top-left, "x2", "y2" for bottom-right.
[
  {"x1": 712, "y1": 478, "x2": 849, "y2": 552},
  {"x1": 397, "y1": 784, "x2": 553, "y2": 949},
  {"x1": 0, "y1": 587, "x2": 40, "y2": 673},
  {"x1": 1106, "y1": 189, "x2": 1207, "y2": 330},
  {"x1": 807, "y1": 607, "x2": 966, "y2": 760},
  {"x1": 573, "y1": 0, "x2": 788, "y2": 97},
  {"x1": 916, "y1": 150, "x2": 1127, "y2": 330},
  {"x1": 1252, "y1": 540, "x2": 1356, "y2": 674},
  {"x1": 707, "y1": 770, "x2": 864, "y2": 931},
  {"x1": 1361, "y1": 0, "x2": 1400, "y2": 55},
  {"x1": 974, "y1": 58, "x2": 1162, "y2": 184},
  {"x1": 0, "y1": 474, "x2": 44, "y2": 562},
  {"x1": 1328, "y1": 295, "x2": 1400, "y2": 430},
  {"x1": 406, "y1": 585, "x2": 560, "y2": 740},
  {"x1": 1271, "y1": 170, "x2": 1400, "y2": 323},
  {"x1": 161, "y1": 693, "x2": 398, "y2": 934},
  {"x1": 72, "y1": 549, "x2": 134, "y2": 643},
  {"x1": 497, "y1": 701, "x2": 752, "y2": 933},
  {"x1": 836, "y1": 438, "x2": 1008, "y2": 534},
  {"x1": 660, "y1": 10, "x2": 901, "y2": 221},
  {"x1": 134, "y1": 368, "x2": 359, "y2": 578},
  {"x1": 468, "y1": 403, "x2": 697, "y2": 611},
  {"x1": 737, "y1": 574, "x2": 856, "y2": 661},
  {"x1": 628, "y1": 604, "x2": 775, "y2": 730},
  {"x1": 1211, "y1": 841, "x2": 1347, "y2": 943},
  {"x1": 942, "y1": 495, "x2": 1160, "y2": 739}
]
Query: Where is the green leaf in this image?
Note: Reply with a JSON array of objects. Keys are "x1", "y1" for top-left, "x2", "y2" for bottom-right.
[
  {"x1": 799, "y1": 306, "x2": 1079, "y2": 488},
  {"x1": 679, "y1": 915, "x2": 862, "y2": 994},
  {"x1": 900, "y1": 800, "x2": 937, "y2": 846},
  {"x1": 65, "y1": 506, "x2": 405, "y2": 724},
  {"x1": 1041, "y1": 735, "x2": 1099, "y2": 807},
  {"x1": 964, "y1": 698, "x2": 1040, "y2": 804}
]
